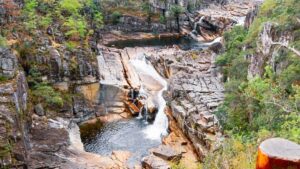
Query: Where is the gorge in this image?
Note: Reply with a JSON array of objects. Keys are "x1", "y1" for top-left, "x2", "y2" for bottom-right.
[{"x1": 0, "y1": 0, "x2": 299, "y2": 169}]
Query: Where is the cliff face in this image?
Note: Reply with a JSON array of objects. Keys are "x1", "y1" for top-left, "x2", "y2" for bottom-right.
[
  {"x1": 247, "y1": 22, "x2": 295, "y2": 79},
  {"x1": 147, "y1": 47, "x2": 224, "y2": 158},
  {"x1": 0, "y1": 47, "x2": 29, "y2": 167}
]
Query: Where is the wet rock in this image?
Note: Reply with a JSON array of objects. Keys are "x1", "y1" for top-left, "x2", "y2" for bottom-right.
[
  {"x1": 72, "y1": 96, "x2": 96, "y2": 122},
  {"x1": 152, "y1": 145, "x2": 182, "y2": 162},
  {"x1": 142, "y1": 155, "x2": 170, "y2": 169},
  {"x1": 34, "y1": 104, "x2": 45, "y2": 116}
]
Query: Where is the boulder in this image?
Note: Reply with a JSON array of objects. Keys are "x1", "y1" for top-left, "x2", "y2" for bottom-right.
[
  {"x1": 152, "y1": 145, "x2": 182, "y2": 162},
  {"x1": 34, "y1": 104, "x2": 45, "y2": 116},
  {"x1": 142, "y1": 155, "x2": 170, "y2": 169}
]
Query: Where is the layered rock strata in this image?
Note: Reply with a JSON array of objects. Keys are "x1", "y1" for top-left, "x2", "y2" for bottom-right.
[{"x1": 145, "y1": 47, "x2": 225, "y2": 158}]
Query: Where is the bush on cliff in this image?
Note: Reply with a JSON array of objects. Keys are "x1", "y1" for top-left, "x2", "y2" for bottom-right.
[
  {"x1": 31, "y1": 84, "x2": 64, "y2": 108},
  {"x1": 0, "y1": 35, "x2": 7, "y2": 47},
  {"x1": 22, "y1": 0, "x2": 103, "y2": 40}
]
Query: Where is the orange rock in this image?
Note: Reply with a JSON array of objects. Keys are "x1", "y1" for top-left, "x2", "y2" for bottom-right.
[{"x1": 256, "y1": 138, "x2": 300, "y2": 169}]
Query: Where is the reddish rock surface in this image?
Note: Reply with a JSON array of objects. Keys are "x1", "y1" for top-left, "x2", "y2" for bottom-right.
[{"x1": 257, "y1": 138, "x2": 300, "y2": 169}]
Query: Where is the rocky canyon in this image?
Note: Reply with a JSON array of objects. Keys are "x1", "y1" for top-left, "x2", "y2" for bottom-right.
[{"x1": 0, "y1": 0, "x2": 299, "y2": 169}]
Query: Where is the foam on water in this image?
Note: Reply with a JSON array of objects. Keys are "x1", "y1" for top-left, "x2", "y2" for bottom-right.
[{"x1": 130, "y1": 55, "x2": 168, "y2": 140}]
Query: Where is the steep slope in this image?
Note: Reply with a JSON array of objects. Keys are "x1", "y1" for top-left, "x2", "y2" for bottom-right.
[{"x1": 203, "y1": 0, "x2": 300, "y2": 168}]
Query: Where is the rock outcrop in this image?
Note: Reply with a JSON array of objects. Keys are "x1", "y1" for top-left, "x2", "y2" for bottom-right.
[
  {"x1": 28, "y1": 117, "x2": 131, "y2": 168},
  {"x1": 145, "y1": 46, "x2": 224, "y2": 158},
  {"x1": 152, "y1": 145, "x2": 182, "y2": 162},
  {"x1": 0, "y1": 48, "x2": 18, "y2": 79},
  {"x1": 181, "y1": 1, "x2": 258, "y2": 41},
  {"x1": 142, "y1": 155, "x2": 171, "y2": 169},
  {"x1": 0, "y1": 47, "x2": 29, "y2": 168},
  {"x1": 246, "y1": 22, "x2": 294, "y2": 79}
]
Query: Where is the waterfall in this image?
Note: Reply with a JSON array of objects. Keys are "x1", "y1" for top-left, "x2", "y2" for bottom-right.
[
  {"x1": 235, "y1": 16, "x2": 246, "y2": 26},
  {"x1": 130, "y1": 55, "x2": 168, "y2": 140}
]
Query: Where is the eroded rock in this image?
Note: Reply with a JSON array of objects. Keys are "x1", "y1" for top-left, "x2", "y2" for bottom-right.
[
  {"x1": 152, "y1": 145, "x2": 182, "y2": 162},
  {"x1": 142, "y1": 155, "x2": 170, "y2": 169}
]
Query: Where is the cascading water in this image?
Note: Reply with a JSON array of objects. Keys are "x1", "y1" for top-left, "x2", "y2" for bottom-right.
[
  {"x1": 81, "y1": 52, "x2": 169, "y2": 167},
  {"x1": 130, "y1": 55, "x2": 169, "y2": 140}
]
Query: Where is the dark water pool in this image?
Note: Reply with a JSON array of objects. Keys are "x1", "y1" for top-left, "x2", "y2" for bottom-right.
[
  {"x1": 106, "y1": 36, "x2": 209, "y2": 50},
  {"x1": 80, "y1": 119, "x2": 161, "y2": 167}
]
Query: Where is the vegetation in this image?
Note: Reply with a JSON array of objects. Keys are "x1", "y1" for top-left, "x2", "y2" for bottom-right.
[
  {"x1": 0, "y1": 35, "x2": 7, "y2": 47},
  {"x1": 142, "y1": 2, "x2": 154, "y2": 23},
  {"x1": 204, "y1": 0, "x2": 300, "y2": 168},
  {"x1": 170, "y1": 4, "x2": 185, "y2": 32},
  {"x1": 21, "y1": 0, "x2": 104, "y2": 40},
  {"x1": 111, "y1": 11, "x2": 122, "y2": 24},
  {"x1": 31, "y1": 84, "x2": 64, "y2": 107}
]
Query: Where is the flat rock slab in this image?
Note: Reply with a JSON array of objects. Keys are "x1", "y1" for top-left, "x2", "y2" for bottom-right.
[
  {"x1": 152, "y1": 145, "x2": 182, "y2": 162},
  {"x1": 142, "y1": 155, "x2": 170, "y2": 169}
]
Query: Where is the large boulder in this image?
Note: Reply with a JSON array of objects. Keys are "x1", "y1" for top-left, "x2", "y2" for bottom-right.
[
  {"x1": 142, "y1": 155, "x2": 170, "y2": 169},
  {"x1": 152, "y1": 145, "x2": 182, "y2": 162}
]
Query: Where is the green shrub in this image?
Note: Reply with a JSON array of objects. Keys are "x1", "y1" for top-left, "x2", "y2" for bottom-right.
[
  {"x1": 203, "y1": 137, "x2": 257, "y2": 169},
  {"x1": 0, "y1": 76, "x2": 8, "y2": 82},
  {"x1": 159, "y1": 14, "x2": 166, "y2": 24},
  {"x1": 59, "y1": 0, "x2": 82, "y2": 15},
  {"x1": 111, "y1": 11, "x2": 122, "y2": 24},
  {"x1": 171, "y1": 162, "x2": 188, "y2": 169},
  {"x1": 63, "y1": 16, "x2": 87, "y2": 38},
  {"x1": 93, "y1": 11, "x2": 104, "y2": 29},
  {"x1": 65, "y1": 41, "x2": 77, "y2": 51},
  {"x1": 0, "y1": 35, "x2": 7, "y2": 47},
  {"x1": 38, "y1": 15, "x2": 53, "y2": 28},
  {"x1": 31, "y1": 84, "x2": 64, "y2": 107},
  {"x1": 23, "y1": 0, "x2": 38, "y2": 31}
]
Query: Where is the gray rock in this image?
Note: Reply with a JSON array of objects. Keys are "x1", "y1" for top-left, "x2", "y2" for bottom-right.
[
  {"x1": 142, "y1": 155, "x2": 170, "y2": 169},
  {"x1": 152, "y1": 145, "x2": 182, "y2": 162},
  {"x1": 0, "y1": 47, "x2": 18, "y2": 79},
  {"x1": 34, "y1": 104, "x2": 45, "y2": 116}
]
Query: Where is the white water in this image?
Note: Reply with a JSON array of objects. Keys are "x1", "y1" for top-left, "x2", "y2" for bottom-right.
[
  {"x1": 235, "y1": 16, "x2": 246, "y2": 26},
  {"x1": 204, "y1": 37, "x2": 223, "y2": 46},
  {"x1": 130, "y1": 55, "x2": 168, "y2": 140}
]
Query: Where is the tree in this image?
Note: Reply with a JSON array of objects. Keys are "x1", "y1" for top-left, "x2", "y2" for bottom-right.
[
  {"x1": 142, "y1": 2, "x2": 153, "y2": 24},
  {"x1": 170, "y1": 4, "x2": 184, "y2": 32}
]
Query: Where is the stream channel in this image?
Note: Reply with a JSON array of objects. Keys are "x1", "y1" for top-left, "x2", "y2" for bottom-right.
[{"x1": 79, "y1": 36, "x2": 214, "y2": 167}]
